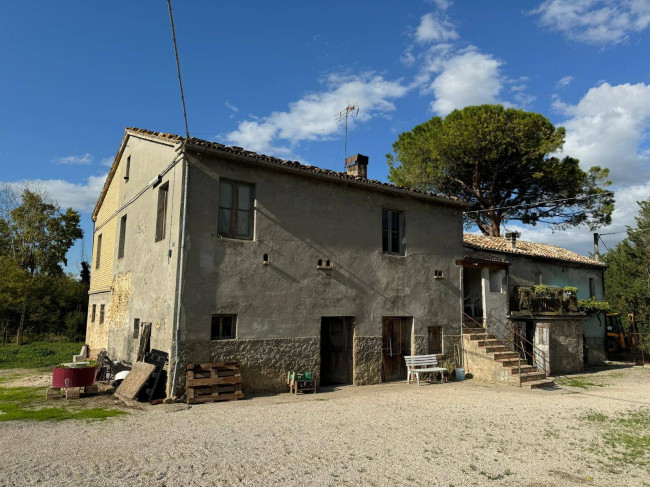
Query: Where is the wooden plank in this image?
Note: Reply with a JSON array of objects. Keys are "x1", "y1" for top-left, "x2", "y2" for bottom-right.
[
  {"x1": 136, "y1": 323, "x2": 152, "y2": 362},
  {"x1": 115, "y1": 362, "x2": 156, "y2": 399},
  {"x1": 186, "y1": 375, "x2": 241, "y2": 387},
  {"x1": 187, "y1": 392, "x2": 243, "y2": 404}
]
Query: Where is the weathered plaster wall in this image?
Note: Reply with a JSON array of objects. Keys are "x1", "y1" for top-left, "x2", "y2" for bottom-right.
[
  {"x1": 534, "y1": 317, "x2": 585, "y2": 375},
  {"x1": 178, "y1": 152, "x2": 466, "y2": 393},
  {"x1": 86, "y1": 134, "x2": 183, "y2": 374}
]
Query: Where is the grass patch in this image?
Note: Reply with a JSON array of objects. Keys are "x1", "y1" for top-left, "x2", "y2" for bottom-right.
[
  {"x1": 0, "y1": 385, "x2": 127, "y2": 422},
  {"x1": 0, "y1": 341, "x2": 83, "y2": 369},
  {"x1": 583, "y1": 410, "x2": 650, "y2": 468},
  {"x1": 556, "y1": 376, "x2": 605, "y2": 389}
]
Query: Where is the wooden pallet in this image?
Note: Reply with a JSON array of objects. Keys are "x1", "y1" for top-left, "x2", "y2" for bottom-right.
[{"x1": 186, "y1": 362, "x2": 244, "y2": 404}]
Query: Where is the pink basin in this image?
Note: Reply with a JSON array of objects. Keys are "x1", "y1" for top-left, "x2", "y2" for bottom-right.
[{"x1": 52, "y1": 364, "x2": 97, "y2": 388}]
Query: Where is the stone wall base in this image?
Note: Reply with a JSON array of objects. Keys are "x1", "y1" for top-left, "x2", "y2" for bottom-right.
[
  {"x1": 180, "y1": 337, "x2": 320, "y2": 395},
  {"x1": 353, "y1": 336, "x2": 382, "y2": 385}
]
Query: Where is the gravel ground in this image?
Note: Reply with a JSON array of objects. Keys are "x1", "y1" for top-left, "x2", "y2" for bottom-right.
[{"x1": 1, "y1": 365, "x2": 649, "y2": 487}]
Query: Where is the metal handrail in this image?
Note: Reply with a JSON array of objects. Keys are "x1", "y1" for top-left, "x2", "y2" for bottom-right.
[
  {"x1": 487, "y1": 312, "x2": 549, "y2": 377},
  {"x1": 462, "y1": 312, "x2": 549, "y2": 378}
]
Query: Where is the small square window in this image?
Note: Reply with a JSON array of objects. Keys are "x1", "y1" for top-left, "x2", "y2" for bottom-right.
[
  {"x1": 428, "y1": 326, "x2": 443, "y2": 354},
  {"x1": 434, "y1": 270, "x2": 444, "y2": 279},
  {"x1": 211, "y1": 314, "x2": 237, "y2": 340},
  {"x1": 99, "y1": 305, "x2": 105, "y2": 325}
]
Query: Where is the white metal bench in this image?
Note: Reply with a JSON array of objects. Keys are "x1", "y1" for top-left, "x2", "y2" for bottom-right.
[{"x1": 404, "y1": 355, "x2": 446, "y2": 386}]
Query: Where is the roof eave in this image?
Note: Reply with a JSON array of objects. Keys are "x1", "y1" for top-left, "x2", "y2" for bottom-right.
[{"x1": 183, "y1": 141, "x2": 469, "y2": 209}]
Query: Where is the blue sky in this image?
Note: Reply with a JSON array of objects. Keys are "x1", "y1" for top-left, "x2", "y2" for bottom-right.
[{"x1": 2, "y1": 0, "x2": 650, "y2": 271}]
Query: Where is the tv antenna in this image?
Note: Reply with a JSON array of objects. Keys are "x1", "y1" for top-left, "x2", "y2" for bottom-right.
[{"x1": 337, "y1": 104, "x2": 359, "y2": 162}]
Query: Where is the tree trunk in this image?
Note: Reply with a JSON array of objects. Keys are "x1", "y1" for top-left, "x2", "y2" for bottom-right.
[{"x1": 16, "y1": 296, "x2": 26, "y2": 346}]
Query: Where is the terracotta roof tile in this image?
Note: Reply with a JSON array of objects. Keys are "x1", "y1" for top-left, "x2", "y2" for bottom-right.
[
  {"x1": 463, "y1": 234, "x2": 605, "y2": 268},
  {"x1": 125, "y1": 127, "x2": 464, "y2": 205}
]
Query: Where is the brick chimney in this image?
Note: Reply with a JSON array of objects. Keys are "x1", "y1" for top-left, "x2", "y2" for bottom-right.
[
  {"x1": 505, "y1": 232, "x2": 517, "y2": 249},
  {"x1": 345, "y1": 154, "x2": 369, "y2": 179}
]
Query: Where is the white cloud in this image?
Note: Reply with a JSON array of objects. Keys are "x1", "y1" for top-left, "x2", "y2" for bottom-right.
[
  {"x1": 100, "y1": 157, "x2": 114, "y2": 167},
  {"x1": 532, "y1": 0, "x2": 650, "y2": 45},
  {"x1": 225, "y1": 100, "x2": 239, "y2": 117},
  {"x1": 225, "y1": 73, "x2": 409, "y2": 156},
  {"x1": 426, "y1": 48, "x2": 504, "y2": 114},
  {"x1": 432, "y1": 0, "x2": 452, "y2": 11},
  {"x1": 53, "y1": 153, "x2": 93, "y2": 165},
  {"x1": 505, "y1": 182, "x2": 650, "y2": 256},
  {"x1": 556, "y1": 75, "x2": 574, "y2": 89},
  {"x1": 415, "y1": 12, "x2": 459, "y2": 43},
  {"x1": 554, "y1": 82, "x2": 650, "y2": 185},
  {"x1": 7, "y1": 175, "x2": 107, "y2": 213}
]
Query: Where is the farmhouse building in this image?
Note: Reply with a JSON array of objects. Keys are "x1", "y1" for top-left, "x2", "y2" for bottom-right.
[
  {"x1": 87, "y1": 128, "x2": 469, "y2": 396},
  {"x1": 86, "y1": 127, "x2": 606, "y2": 396}
]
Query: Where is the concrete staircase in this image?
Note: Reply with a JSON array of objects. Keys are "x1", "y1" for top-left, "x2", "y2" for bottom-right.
[{"x1": 462, "y1": 324, "x2": 554, "y2": 389}]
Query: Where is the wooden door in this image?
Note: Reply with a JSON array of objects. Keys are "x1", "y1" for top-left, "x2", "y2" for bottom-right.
[
  {"x1": 382, "y1": 317, "x2": 407, "y2": 381},
  {"x1": 321, "y1": 317, "x2": 352, "y2": 385}
]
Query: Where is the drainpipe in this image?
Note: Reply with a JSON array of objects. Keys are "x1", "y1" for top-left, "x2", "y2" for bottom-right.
[{"x1": 170, "y1": 142, "x2": 189, "y2": 399}]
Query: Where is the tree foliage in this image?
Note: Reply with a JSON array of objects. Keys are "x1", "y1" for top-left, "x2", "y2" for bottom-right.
[
  {"x1": 387, "y1": 105, "x2": 613, "y2": 236},
  {"x1": 0, "y1": 185, "x2": 87, "y2": 343},
  {"x1": 604, "y1": 197, "x2": 650, "y2": 333}
]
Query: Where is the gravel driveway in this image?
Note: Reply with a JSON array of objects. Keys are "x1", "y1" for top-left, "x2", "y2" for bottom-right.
[{"x1": 1, "y1": 365, "x2": 649, "y2": 486}]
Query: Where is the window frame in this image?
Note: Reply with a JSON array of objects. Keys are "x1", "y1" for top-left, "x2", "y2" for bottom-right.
[
  {"x1": 99, "y1": 304, "x2": 105, "y2": 325},
  {"x1": 155, "y1": 182, "x2": 169, "y2": 242},
  {"x1": 95, "y1": 234, "x2": 102, "y2": 269},
  {"x1": 124, "y1": 155, "x2": 131, "y2": 182},
  {"x1": 217, "y1": 179, "x2": 255, "y2": 240},
  {"x1": 428, "y1": 325, "x2": 443, "y2": 354},
  {"x1": 118, "y1": 214, "x2": 127, "y2": 259},
  {"x1": 210, "y1": 314, "x2": 237, "y2": 340},
  {"x1": 91, "y1": 304, "x2": 96, "y2": 323},
  {"x1": 381, "y1": 208, "x2": 405, "y2": 255}
]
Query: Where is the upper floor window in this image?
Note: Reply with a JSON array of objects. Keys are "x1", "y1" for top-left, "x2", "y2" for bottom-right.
[
  {"x1": 218, "y1": 179, "x2": 254, "y2": 239},
  {"x1": 118, "y1": 214, "x2": 127, "y2": 259},
  {"x1": 155, "y1": 182, "x2": 169, "y2": 242},
  {"x1": 91, "y1": 304, "x2": 96, "y2": 323},
  {"x1": 382, "y1": 209, "x2": 405, "y2": 255},
  {"x1": 589, "y1": 278, "x2": 596, "y2": 298},
  {"x1": 124, "y1": 155, "x2": 131, "y2": 182},
  {"x1": 95, "y1": 234, "x2": 102, "y2": 269}
]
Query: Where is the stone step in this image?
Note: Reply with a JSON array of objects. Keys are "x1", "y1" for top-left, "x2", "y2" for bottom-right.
[
  {"x1": 467, "y1": 333, "x2": 496, "y2": 341},
  {"x1": 492, "y1": 352, "x2": 520, "y2": 360},
  {"x1": 477, "y1": 339, "x2": 502, "y2": 347},
  {"x1": 519, "y1": 372, "x2": 548, "y2": 382},
  {"x1": 496, "y1": 359, "x2": 522, "y2": 367},
  {"x1": 507, "y1": 365, "x2": 538, "y2": 375},
  {"x1": 522, "y1": 379, "x2": 555, "y2": 389},
  {"x1": 484, "y1": 345, "x2": 510, "y2": 353}
]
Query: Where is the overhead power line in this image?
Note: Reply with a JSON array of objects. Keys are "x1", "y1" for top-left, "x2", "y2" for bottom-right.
[
  {"x1": 462, "y1": 192, "x2": 613, "y2": 215},
  {"x1": 167, "y1": 0, "x2": 190, "y2": 139},
  {"x1": 599, "y1": 226, "x2": 650, "y2": 236}
]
